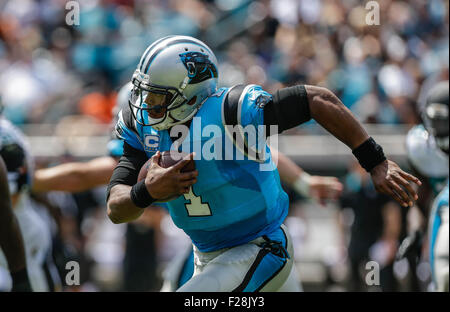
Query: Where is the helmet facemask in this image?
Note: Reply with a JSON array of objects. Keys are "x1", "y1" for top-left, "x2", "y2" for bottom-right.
[
  {"x1": 129, "y1": 71, "x2": 190, "y2": 130},
  {"x1": 422, "y1": 81, "x2": 449, "y2": 155},
  {"x1": 424, "y1": 103, "x2": 449, "y2": 154},
  {"x1": 129, "y1": 36, "x2": 219, "y2": 131}
]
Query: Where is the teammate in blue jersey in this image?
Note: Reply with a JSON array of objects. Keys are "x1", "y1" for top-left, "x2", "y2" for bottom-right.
[
  {"x1": 421, "y1": 81, "x2": 449, "y2": 292},
  {"x1": 396, "y1": 124, "x2": 448, "y2": 256},
  {"x1": 397, "y1": 123, "x2": 448, "y2": 240},
  {"x1": 396, "y1": 123, "x2": 449, "y2": 291},
  {"x1": 106, "y1": 35, "x2": 421, "y2": 292},
  {"x1": 429, "y1": 181, "x2": 449, "y2": 292}
]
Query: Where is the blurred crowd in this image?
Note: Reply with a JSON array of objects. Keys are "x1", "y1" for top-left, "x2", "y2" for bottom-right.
[
  {"x1": 0, "y1": 0, "x2": 448, "y2": 126},
  {"x1": 0, "y1": 0, "x2": 448, "y2": 292}
]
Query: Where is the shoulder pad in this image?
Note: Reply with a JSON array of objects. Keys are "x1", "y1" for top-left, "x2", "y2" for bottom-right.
[{"x1": 406, "y1": 125, "x2": 448, "y2": 178}]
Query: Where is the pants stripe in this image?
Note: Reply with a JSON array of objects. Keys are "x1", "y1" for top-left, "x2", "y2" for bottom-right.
[
  {"x1": 233, "y1": 227, "x2": 289, "y2": 292},
  {"x1": 232, "y1": 248, "x2": 271, "y2": 292},
  {"x1": 255, "y1": 259, "x2": 287, "y2": 292}
]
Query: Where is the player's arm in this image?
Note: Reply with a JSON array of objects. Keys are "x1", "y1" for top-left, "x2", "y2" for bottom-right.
[
  {"x1": 106, "y1": 141, "x2": 148, "y2": 224},
  {"x1": 265, "y1": 85, "x2": 421, "y2": 207},
  {"x1": 32, "y1": 156, "x2": 118, "y2": 193},
  {"x1": 107, "y1": 185, "x2": 143, "y2": 224},
  {"x1": 0, "y1": 156, "x2": 32, "y2": 291},
  {"x1": 271, "y1": 148, "x2": 343, "y2": 203},
  {"x1": 106, "y1": 143, "x2": 197, "y2": 224},
  {"x1": 107, "y1": 105, "x2": 198, "y2": 224}
]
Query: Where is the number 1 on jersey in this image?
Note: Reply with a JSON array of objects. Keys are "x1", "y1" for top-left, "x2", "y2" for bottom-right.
[{"x1": 184, "y1": 187, "x2": 212, "y2": 217}]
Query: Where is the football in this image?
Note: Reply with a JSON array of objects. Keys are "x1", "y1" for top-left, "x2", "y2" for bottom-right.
[
  {"x1": 137, "y1": 150, "x2": 195, "y2": 182},
  {"x1": 137, "y1": 151, "x2": 195, "y2": 203}
]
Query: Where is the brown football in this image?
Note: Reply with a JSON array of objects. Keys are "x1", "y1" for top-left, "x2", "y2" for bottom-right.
[{"x1": 137, "y1": 150, "x2": 195, "y2": 182}]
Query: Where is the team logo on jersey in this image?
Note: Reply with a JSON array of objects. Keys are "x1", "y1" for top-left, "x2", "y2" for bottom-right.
[
  {"x1": 255, "y1": 94, "x2": 271, "y2": 108},
  {"x1": 144, "y1": 134, "x2": 160, "y2": 152},
  {"x1": 179, "y1": 52, "x2": 218, "y2": 84}
]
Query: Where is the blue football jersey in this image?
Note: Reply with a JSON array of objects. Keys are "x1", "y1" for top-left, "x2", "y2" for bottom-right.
[
  {"x1": 107, "y1": 138, "x2": 124, "y2": 158},
  {"x1": 115, "y1": 84, "x2": 289, "y2": 252},
  {"x1": 428, "y1": 180, "x2": 449, "y2": 280}
]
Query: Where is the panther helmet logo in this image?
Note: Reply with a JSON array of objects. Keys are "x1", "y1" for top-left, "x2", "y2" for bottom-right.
[{"x1": 179, "y1": 52, "x2": 218, "y2": 84}]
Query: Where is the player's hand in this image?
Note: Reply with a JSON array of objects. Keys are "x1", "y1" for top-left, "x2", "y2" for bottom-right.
[
  {"x1": 370, "y1": 160, "x2": 422, "y2": 208},
  {"x1": 309, "y1": 176, "x2": 344, "y2": 205},
  {"x1": 144, "y1": 151, "x2": 198, "y2": 200}
]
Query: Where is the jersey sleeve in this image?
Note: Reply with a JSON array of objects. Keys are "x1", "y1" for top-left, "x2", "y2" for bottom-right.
[
  {"x1": 240, "y1": 85, "x2": 272, "y2": 129},
  {"x1": 107, "y1": 139, "x2": 124, "y2": 158},
  {"x1": 223, "y1": 84, "x2": 271, "y2": 128},
  {"x1": 222, "y1": 84, "x2": 272, "y2": 162},
  {"x1": 114, "y1": 105, "x2": 145, "y2": 151}
]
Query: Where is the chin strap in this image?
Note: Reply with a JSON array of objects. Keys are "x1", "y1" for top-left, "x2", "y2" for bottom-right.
[
  {"x1": 157, "y1": 93, "x2": 208, "y2": 131},
  {"x1": 153, "y1": 108, "x2": 198, "y2": 131}
]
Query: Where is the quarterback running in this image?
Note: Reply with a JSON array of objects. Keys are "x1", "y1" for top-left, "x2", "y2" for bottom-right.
[{"x1": 106, "y1": 35, "x2": 421, "y2": 292}]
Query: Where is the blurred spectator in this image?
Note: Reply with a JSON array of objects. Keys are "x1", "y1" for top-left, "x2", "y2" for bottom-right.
[
  {"x1": 0, "y1": 0, "x2": 447, "y2": 126},
  {"x1": 339, "y1": 161, "x2": 407, "y2": 291},
  {"x1": 122, "y1": 208, "x2": 165, "y2": 292}
]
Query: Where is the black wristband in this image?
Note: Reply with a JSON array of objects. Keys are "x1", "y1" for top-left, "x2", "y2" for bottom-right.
[
  {"x1": 352, "y1": 137, "x2": 387, "y2": 172},
  {"x1": 11, "y1": 267, "x2": 32, "y2": 292},
  {"x1": 130, "y1": 180, "x2": 155, "y2": 208}
]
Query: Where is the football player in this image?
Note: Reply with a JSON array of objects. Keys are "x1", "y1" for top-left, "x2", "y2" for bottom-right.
[
  {"x1": 31, "y1": 82, "x2": 343, "y2": 291},
  {"x1": 0, "y1": 155, "x2": 33, "y2": 291},
  {"x1": 396, "y1": 91, "x2": 448, "y2": 289},
  {"x1": 422, "y1": 81, "x2": 449, "y2": 292},
  {"x1": 106, "y1": 36, "x2": 421, "y2": 292},
  {"x1": 406, "y1": 126, "x2": 448, "y2": 198},
  {"x1": 33, "y1": 83, "x2": 343, "y2": 201},
  {"x1": 0, "y1": 117, "x2": 56, "y2": 291}
]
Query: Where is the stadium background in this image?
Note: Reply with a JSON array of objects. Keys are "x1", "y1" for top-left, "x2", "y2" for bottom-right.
[{"x1": 0, "y1": 0, "x2": 448, "y2": 291}]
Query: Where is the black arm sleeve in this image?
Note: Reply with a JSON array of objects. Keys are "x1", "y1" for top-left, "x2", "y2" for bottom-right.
[
  {"x1": 264, "y1": 85, "x2": 311, "y2": 134},
  {"x1": 106, "y1": 142, "x2": 148, "y2": 200}
]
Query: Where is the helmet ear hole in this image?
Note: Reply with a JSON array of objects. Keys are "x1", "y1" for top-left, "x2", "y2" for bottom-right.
[{"x1": 187, "y1": 96, "x2": 197, "y2": 106}]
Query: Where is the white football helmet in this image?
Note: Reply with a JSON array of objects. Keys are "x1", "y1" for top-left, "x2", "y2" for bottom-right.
[{"x1": 129, "y1": 35, "x2": 219, "y2": 130}]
